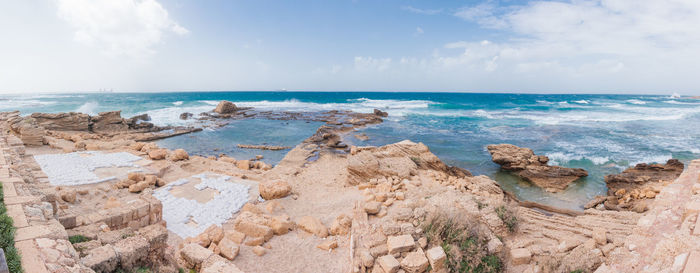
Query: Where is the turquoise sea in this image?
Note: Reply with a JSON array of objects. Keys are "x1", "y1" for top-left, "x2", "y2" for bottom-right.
[{"x1": 3, "y1": 91, "x2": 700, "y2": 210}]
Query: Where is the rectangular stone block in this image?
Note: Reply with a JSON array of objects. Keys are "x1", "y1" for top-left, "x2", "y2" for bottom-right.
[
  {"x1": 15, "y1": 225, "x2": 53, "y2": 242},
  {"x1": 15, "y1": 240, "x2": 49, "y2": 273},
  {"x1": 6, "y1": 204, "x2": 28, "y2": 228},
  {"x1": 3, "y1": 195, "x2": 39, "y2": 205},
  {"x1": 59, "y1": 214, "x2": 77, "y2": 229},
  {"x1": 1, "y1": 182, "x2": 16, "y2": 198}
]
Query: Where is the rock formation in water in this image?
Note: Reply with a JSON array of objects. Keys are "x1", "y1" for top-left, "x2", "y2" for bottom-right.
[
  {"x1": 486, "y1": 144, "x2": 588, "y2": 192},
  {"x1": 586, "y1": 159, "x2": 684, "y2": 212},
  {"x1": 214, "y1": 100, "x2": 238, "y2": 114}
]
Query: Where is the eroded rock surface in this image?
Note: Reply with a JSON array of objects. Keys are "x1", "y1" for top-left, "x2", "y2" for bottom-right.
[{"x1": 487, "y1": 144, "x2": 587, "y2": 192}]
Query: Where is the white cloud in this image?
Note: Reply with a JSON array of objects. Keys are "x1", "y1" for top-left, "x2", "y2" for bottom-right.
[
  {"x1": 354, "y1": 56, "x2": 392, "y2": 72},
  {"x1": 414, "y1": 27, "x2": 424, "y2": 36},
  {"x1": 56, "y1": 0, "x2": 188, "y2": 57},
  {"x1": 401, "y1": 6, "x2": 442, "y2": 15}
]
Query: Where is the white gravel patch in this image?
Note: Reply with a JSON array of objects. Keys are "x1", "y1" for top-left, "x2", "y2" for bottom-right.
[
  {"x1": 34, "y1": 151, "x2": 144, "y2": 186},
  {"x1": 153, "y1": 173, "x2": 250, "y2": 238}
]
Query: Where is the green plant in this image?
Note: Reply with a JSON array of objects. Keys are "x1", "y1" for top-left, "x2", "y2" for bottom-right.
[
  {"x1": 0, "y1": 184, "x2": 23, "y2": 273},
  {"x1": 423, "y1": 214, "x2": 503, "y2": 273},
  {"x1": 410, "y1": 157, "x2": 421, "y2": 165},
  {"x1": 495, "y1": 206, "x2": 517, "y2": 232},
  {"x1": 68, "y1": 235, "x2": 90, "y2": 244}
]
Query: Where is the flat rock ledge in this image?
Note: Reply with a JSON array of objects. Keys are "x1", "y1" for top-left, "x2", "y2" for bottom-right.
[{"x1": 487, "y1": 144, "x2": 588, "y2": 192}]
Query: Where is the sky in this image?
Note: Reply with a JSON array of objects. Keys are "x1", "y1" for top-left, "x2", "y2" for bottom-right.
[{"x1": 1, "y1": 0, "x2": 700, "y2": 94}]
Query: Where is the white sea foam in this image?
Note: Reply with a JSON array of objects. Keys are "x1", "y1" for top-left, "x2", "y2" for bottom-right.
[
  {"x1": 173, "y1": 101, "x2": 183, "y2": 106},
  {"x1": 153, "y1": 173, "x2": 250, "y2": 238},
  {"x1": 76, "y1": 101, "x2": 99, "y2": 115},
  {"x1": 140, "y1": 105, "x2": 213, "y2": 126},
  {"x1": 34, "y1": 151, "x2": 143, "y2": 186},
  {"x1": 626, "y1": 99, "x2": 646, "y2": 105},
  {"x1": 629, "y1": 154, "x2": 672, "y2": 166},
  {"x1": 572, "y1": 100, "x2": 589, "y2": 104},
  {"x1": 0, "y1": 99, "x2": 56, "y2": 110}
]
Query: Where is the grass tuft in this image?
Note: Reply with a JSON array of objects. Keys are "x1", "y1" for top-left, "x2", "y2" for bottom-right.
[
  {"x1": 0, "y1": 183, "x2": 23, "y2": 273},
  {"x1": 423, "y1": 214, "x2": 503, "y2": 273},
  {"x1": 68, "y1": 235, "x2": 90, "y2": 244},
  {"x1": 495, "y1": 206, "x2": 517, "y2": 232}
]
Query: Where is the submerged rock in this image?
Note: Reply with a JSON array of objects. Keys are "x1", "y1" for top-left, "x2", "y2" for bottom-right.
[{"x1": 486, "y1": 144, "x2": 587, "y2": 192}]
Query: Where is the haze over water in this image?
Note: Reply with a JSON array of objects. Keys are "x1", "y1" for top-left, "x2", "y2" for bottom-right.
[{"x1": 4, "y1": 91, "x2": 699, "y2": 210}]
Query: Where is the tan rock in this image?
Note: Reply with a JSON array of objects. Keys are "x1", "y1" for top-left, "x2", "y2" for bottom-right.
[
  {"x1": 269, "y1": 216, "x2": 293, "y2": 235},
  {"x1": 205, "y1": 225, "x2": 225, "y2": 244},
  {"x1": 426, "y1": 246, "x2": 446, "y2": 271},
  {"x1": 81, "y1": 245, "x2": 119, "y2": 272},
  {"x1": 511, "y1": 248, "x2": 531, "y2": 265},
  {"x1": 128, "y1": 172, "x2": 145, "y2": 182},
  {"x1": 259, "y1": 180, "x2": 292, "y2": 200},
  {"x1": 225, "y1": 230, "x2": 246, "y2": 244},
  {"x1": 59, "y1": 189, "x2": 77, "y2": 203},
  {"x1": 378, "y1": 255, "x2": 401, "y2": 273},
  {"x1": 233, "y1": 211, "x2": 274, "y2": 240},
  {"x1": 364, "y1": 201, "x2": 382, "y2": 215},
  {"x1": 297, "y1": 216, "x2": 328, "y2": 237},
  {"x1": 148, "y1": 149, "x2": 168, "y2": 160},
  {"x1": 387, "y1": 235, "x2": 414, "y2": 254},
  {"x1": 236, "y1": 160, "x2": 251, "y2": 170},
  {"x1": 128, "y1": 181, "x2": 150, "y2": 193},
  {"x1": 241, "y1": 203, "x2": 263, "y2": 214},
  {"x1": 592, "y1": 228, "x2": 608, "y2": 245},
  {"x1": 317, "y1": 238, "x2": 338, "y2": 250},
  {"x1": 171, "y1": 149, "x2": 189, "y2": 161},
  {"x1": 244, "y1": 237, "x2": 265, "y2": 246},
  {"x1": 329, "y1": 214, "x2": 352, "y2": 235},
  {"x1": 218, "y1": 238, "x2": 240, "y2": 260},
  {"x1": 180, "y1": 243, "x2": 213, "y2": 269},
  {"x1": 195, "y1": 232, "x2": 211, "y2": 248},
  {"x1": 400, "y1": 251, "x2": 429, "y2": 273},
  {"x1": 265, "y1": 200, "x2": 282, "y2": 213},
  {"x1": 252, "y1": 246, "x2": 266, "y2": 256},
  {"x1": 214, "y1": 101, "x2": 237, "y2": 114}
]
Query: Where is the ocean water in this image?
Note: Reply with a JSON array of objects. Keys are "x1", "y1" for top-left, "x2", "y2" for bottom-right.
[{"x1": 3, "y1": 92, "x2": 700, "y2": 210}]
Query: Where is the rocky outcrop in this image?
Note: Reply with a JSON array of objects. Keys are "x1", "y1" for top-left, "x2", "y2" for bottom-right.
[
  {"x1": 91, "y1": 111, "x2": 129, "y2": 133},
  {"x1": 214, "y1": 101, "x2": 237, "y2": 114},
  {"x1": 347, "y1": 140, "x2": 471, "y2": 185},
  {"x1": 595, "y1": 159, "x2": 684, "y2": 212},
  {"x1": 373, "y1": 109, "x2": 388, "y2": 117},
  {"x1": 487, "y1": 144, "x2": 587, "y2": 192},
  {"x1": 31, "y1": 112, "x2": 90, "y2": 131},
  {"x1": 179, "y1": 112, "x2": 193, "y2": 120}
]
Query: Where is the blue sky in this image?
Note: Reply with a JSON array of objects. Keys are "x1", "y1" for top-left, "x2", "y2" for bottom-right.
[{"x1": 1, "y1": 0, "x2": 700, "y2": 94}]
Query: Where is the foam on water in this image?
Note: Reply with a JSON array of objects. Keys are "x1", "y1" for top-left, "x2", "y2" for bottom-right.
[{"x1": 75, "y1": 101, "x2": 99, "y2": 115}]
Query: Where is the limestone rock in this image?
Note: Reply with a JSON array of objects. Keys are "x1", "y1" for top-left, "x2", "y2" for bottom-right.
[
  {"x1": 378, "y1": 255, "x2": 400, "y2": 273},
  {"x1": 59, "y1": 189, "x2": 77, "y2": 203},
  {"x1": 592, "y1": 228, "x2": 608, "y2": 245},
  {"x1": 236, "y1": 160, "x2": 251, "y2": 170},
  {"x1": 487, "y1": 144, "x2": 587, "y2": 192},
  {"x1": 252, "y1": 246, "x2": 266, "y2": 256},
  {"x1": 510, "y1": 248, "x2": 531, "y2": 265},
  {"x1": 218, "y1": 238, "x2": 240, "y2": 260},
  {"x1": 113, "y1": 236, "x2": 149, "y2": 269},
  {"x1": 205, "y1": 225, "x2": 225, "y2": 244},
  {"x1": 214, "y1": 101, "x2": 237, "y2": 114},
  {"x1": 148, "y1": 149, "x2": 168, "y2": 160},
  {"x1": 81, "y1": 245, "x2": 119, "y2": 272},
  {"x1": 364, "y1": 201, "x2": 382, "y2": 215},
  {"x1": 317, "y1": 238, "x2": 338, "y2": 250},
  {"x1": 233, "y1": 211, "x2": 274, "y2": 240},
  {"x1": 426, "y1": 246, "x2": 446, "y2": 271},
  {"x1": 171, "y1": 149, "x2": 189, "y2": 161},
  {"x1": 400, "y1": 251, "x2": 429, "y2": 273},
  {"x1": 329, "y1": 214, "x2": 352, "y2": 235},
  {"x1": 30, "y1": 112, "x2": 90, "y2": 131},
  {"x1": 91, "y1": 111, "x2": 129, "y2": 133},
  {"x1": 259, "y1": 180, "x2": 291, "y2": 200},
  {"x1": 387, "y1": 235, "x2": 414, "y2": 255},
  {"x1": 297, "y1": 216, "x2": 328, "y2": 237},
  {"x1": 180, "y1": 243, "x2": 214, "y2": 269}
]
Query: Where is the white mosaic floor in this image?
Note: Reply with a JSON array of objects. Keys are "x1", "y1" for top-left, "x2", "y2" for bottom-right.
[
  {"x1": 152, "y1": 173, "x2": 251, "y2": 238},
  {"x1": 34, "y1": 151, "x2": 144, "y2": 186}
]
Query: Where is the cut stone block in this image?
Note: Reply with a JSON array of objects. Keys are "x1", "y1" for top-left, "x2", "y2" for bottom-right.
[
  {"x1": 387, "y1": 234, "x2": 414, "y2": 254},
  {"x1": 378, "y1": 255, "x2": 400, "y2": 273},
  {"x1": 511, "y1": 248, "x2": 532, "y2": 265}
]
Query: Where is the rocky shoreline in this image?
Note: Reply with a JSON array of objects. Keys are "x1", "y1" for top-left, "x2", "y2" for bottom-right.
[{"x1": 2, "y1": 102, "x2": 700, "y2": 273}]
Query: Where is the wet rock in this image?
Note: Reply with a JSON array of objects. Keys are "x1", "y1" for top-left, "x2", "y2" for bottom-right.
[
  {"x1": 374, "y1": 109, "x2": 389, "y2": 117},
  {"x1": 180, "y1": 112, "x2": 193, "y2": 120},
  {"x1": 603, "y1": 159, "x2": 683, "y2": 212},
  {"x1": 487, "y1": 144, "x2": 587, "y2": 192},
  {"x1": 214, "y1": 101, "x2": 237, "y2": 114}
]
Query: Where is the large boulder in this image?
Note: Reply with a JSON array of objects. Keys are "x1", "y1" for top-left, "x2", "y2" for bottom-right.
[
  {"x1": 487, "y1": 144, "x2": 587, "y2": 192},
  {"x1": 214, "y1": 101, "x2": 237, "y2": 114},
  {"x1": 30, "y1": 112, "x2": 90, "y2": 131},
  {"x1": 602, "y1": 159, "x2": 683, "y2": 212},
  {"x1": 91, "y1": 111, "x2": 129, "y2": 133},
  {"x1": 347, "y1": 140, "x2": 471, "y2": 185},
  {"x1": 258, "y1": 180, "x2": 291, "y2": 200}
]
